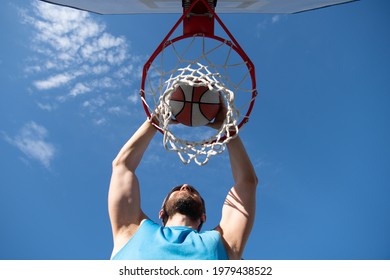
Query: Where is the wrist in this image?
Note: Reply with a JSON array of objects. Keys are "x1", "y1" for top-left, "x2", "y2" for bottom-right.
[{"x1": 146, "y1": 114, "x2": 161, "y2": 132}]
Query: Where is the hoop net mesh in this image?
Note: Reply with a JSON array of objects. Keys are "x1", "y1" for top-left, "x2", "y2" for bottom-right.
[{"x1": 141, "y1": 35, "x2": 256, "y2": 165}]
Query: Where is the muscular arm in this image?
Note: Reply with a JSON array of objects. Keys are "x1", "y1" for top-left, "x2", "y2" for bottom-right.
[
  {"x1": 108, "y1": 120, "x2": 156, "y2": 249},
  {"x1": 216, "y1": 136, "x2": 258, "y2": 259}
]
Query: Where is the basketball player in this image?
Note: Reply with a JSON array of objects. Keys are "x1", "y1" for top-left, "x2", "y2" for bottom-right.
[{"x1": 108, "y1": 105, "x2": 258, "y2": 260}]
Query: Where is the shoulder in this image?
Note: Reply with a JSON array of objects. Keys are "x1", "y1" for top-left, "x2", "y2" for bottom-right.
[
  {"x1": 214, "y1": 225, "x2": 239, "y2": 260},
  {"x1": 111, "y1": 219, "x2": 156, "y2": 257},
  {"x1": 198, "y1": 229, "x2": 229, "y2": 259},
  {"x1": 198, "y1": 229, "x2": 227, "y2": 249},
  {"x1": 200, "y1": 229, "x2": 223, "y2": 240}
]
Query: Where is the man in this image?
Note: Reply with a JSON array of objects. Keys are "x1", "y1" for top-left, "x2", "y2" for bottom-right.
[{"x1": 108, "y1": 108, "x2": 258, "y2": 260}]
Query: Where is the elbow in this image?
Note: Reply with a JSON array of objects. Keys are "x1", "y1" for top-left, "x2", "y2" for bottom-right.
[
  {"x1": 245, "y1": 166, "x2": 259, "y2": 187},
  {"x1": 112, "y1": 154, "x2": 138, "y2": 172},
  {"x1": 112, "y1": 155, "x2": 123, "y2": 168},
  {"x1": 253, "y1": 173, "x2": 259, "y2": 187},
  {"x1": 238, "y1": 172, "x2": 258, "y2": 189},
  {"x1": 248, "y1": 173, "x2": 259, "y2": 188},
  {"x1": 112, "y1": 154, "x2": 129, "y2": 170}
]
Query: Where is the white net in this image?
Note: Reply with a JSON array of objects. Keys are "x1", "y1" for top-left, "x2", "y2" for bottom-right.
[{"x1": 141, "y1": 35, "x2": 256, "y2": 165}]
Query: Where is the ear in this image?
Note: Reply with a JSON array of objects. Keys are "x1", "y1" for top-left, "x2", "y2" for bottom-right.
[
  {"x1": 159, "y1": 209, "x2": 165, "y2": 220},
  {"x1": 201, "y1": 213, "x2": 206, "y2": 223},
  {"x1": 197, "y1": 213, "x2": 207, "y2": 232}
]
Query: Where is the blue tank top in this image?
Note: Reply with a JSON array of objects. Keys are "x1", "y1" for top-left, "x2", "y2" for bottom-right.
[{"x1": 111, "y1": 220, "x2": 228, "y2": 260}]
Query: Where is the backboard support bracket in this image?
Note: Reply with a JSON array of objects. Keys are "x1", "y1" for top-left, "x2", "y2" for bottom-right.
[{"x1": 183, "y1": 0, "x2": 215, "y2": 36}]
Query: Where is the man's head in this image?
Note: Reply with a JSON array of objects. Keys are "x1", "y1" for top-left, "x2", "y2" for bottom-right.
[{"x1": 159, "y1": 184, "x2": 206, "y2": 231}]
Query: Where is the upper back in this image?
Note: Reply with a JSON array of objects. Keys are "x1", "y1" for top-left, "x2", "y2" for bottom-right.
[{"x1": 111, "y1": 220, "x2": 228, "y2": 260}]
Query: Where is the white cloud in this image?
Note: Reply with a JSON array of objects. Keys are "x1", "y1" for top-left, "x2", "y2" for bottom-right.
[
  {"x1": 2, "y1": 122, "x2": 57, "y2": 169},
  {"x1": 82, "y1": 97, "x2": 106, "y2": 112},
  {"x1": 272, "y1": 15, "x2": 280, "y2": 24},
  {"x1": 34, "y1": 73, "x2": 75, "y2": 90},
  {"x1": 93, "y1": 118, "x2": 107, "y2": 126},
  {"x1": 256, "y1": 15, "x2": 285, "y2": 37},
  {"x1": 107, "y1": 106, "x2": 122, "y2": 114},
  {"x1": 20, "y1": 1, "x2": 144, "y2": 124},
  {"x1": 36, "y1": 102, "x2": 57, "y2": 111},
  {"x1": 91, "y1": 64, "x2": 110, "y2": 75},
  {"x1": 70, "y1": 82, "x2": 91, "y2": 96},
  {"x1": 128, "y1": 93, "x2": 139, "y2": 104}
]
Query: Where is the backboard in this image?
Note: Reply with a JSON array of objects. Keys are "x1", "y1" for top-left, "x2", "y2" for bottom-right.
[{"x1": 40, "y1": 0, "x2": 356, "y2": 14}]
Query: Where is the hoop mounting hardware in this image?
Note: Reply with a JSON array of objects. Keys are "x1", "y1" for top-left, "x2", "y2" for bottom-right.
[{"x1": 182, "y1": 0, "x2": 215, "y2": 36}]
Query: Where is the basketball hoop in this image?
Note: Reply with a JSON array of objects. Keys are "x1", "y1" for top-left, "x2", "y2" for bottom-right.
[
  {"x1": 140, "y1": 0, "x2": 257, "y2": 165},
  {"x1": 149, "y1": 62, "x2": 240, "y2": 165},
  {"x1": 40, "y1": 0, "x2": 356, "y2": 164}
]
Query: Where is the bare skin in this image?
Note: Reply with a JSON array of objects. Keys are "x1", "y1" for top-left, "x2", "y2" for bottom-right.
[{"x1": 108, "y1": 104, "x2": 258, "y2": 259}]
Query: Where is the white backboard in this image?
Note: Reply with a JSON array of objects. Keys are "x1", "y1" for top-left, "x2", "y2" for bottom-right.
[{"x1": 40, "y1": 0, "x2": 357, "y2": 14}]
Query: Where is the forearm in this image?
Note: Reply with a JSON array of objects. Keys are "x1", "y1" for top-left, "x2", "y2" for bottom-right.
[
  {"x1": 217, "y1": 135, "x2": 258, "y2": 259},
  {"x1": 227, "y1": 136, "x2": 258, "y2": 188},
  {"x1": 113, "y1": 120, "x2": 157, "y2": 171}
]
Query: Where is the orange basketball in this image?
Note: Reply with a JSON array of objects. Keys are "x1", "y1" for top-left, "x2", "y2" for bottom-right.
[{"x1": 169, "y1": 84, "x2": 220, "y2": 127}]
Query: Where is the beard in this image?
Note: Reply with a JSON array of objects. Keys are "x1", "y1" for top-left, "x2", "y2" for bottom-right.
[{"x1": 165, "y1": 192, "x2": 204, "y2": 222}]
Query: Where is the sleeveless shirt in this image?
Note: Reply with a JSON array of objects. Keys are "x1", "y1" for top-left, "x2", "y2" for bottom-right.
[{"x1": 111, "y1": 219, "x2": 228, "y2": 260}]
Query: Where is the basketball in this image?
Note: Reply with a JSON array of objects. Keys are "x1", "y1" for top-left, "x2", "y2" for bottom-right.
[{"x1": 169, "y1": 83, "x2": 220, "y2": 126}]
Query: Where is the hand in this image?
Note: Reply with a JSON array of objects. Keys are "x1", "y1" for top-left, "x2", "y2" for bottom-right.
[
  {"x1": 207, "y1": 95, "x2": 227, "y2": 130},
  {"x1": 148, "y1": 105, "x2": 180, "y2": 127}
]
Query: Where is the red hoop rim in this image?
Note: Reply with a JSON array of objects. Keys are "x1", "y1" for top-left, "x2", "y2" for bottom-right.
[{"x1": 140, "y1": 0, "x2": 257, "y2": 140}]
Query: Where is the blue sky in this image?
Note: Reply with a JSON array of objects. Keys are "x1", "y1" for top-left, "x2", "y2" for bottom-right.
[{"x1": 1, "y1": 0, "x2": 389, "y2": 260}]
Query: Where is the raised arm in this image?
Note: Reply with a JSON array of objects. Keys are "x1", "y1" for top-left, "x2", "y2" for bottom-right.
[
  {"x1": 216, "y1": 135, "x2": 258, "y2": 259},
  {"x1": 108, "y1": 120, "x2": 156, "y2": 252}
]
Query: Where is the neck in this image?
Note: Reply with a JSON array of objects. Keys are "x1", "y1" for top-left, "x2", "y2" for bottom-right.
[{"x1": 165, "y1": 213, "x2": 199, "y2": 230}]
